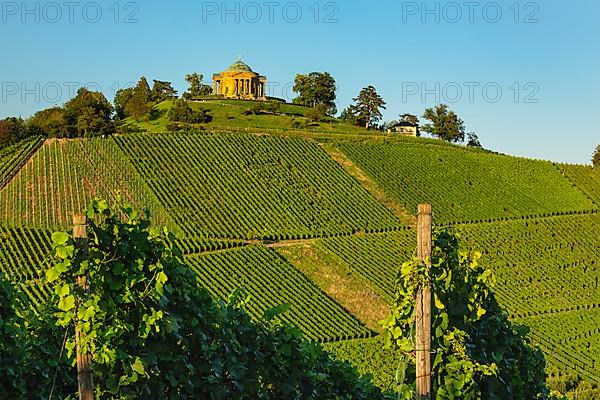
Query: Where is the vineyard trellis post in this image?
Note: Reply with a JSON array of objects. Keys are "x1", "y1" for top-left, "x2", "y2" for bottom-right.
[
  {"x1": 416, "y1": 204, "x2": 432, "y2": 399},
  {"x1": 73, "y1": 214, "x2": 94, "y2": 400}
]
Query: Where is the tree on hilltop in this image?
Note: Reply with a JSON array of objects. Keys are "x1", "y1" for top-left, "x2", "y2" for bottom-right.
[
  {"x1": 422, "y1": 104, "x2": 466, "y2": 143},
  {"x1": 114, "y1": 77, "x2": 153, "y2": 121},
  {"x1": 593, "y1": 145, "x2": 600, "y2": 167},
  {"x1": 183, "y1": 73, "x2": 212, "y2": 99},
  {"x1": 466, "y1": 132, "x2": 482, "y2": 148},
  {"x1": 399, "y1": 113, "x2": 419, "y2": 125},
  {"x1": 293, "y1": 72, "x2": 337, "y2": 115},
  {"x1": 150, "y1": 80, "x2": 178, "y2": 103},
  {"x1": 63, "y1": 88, "x2": 114, "y2": 137},
  {"x1": 28, "y1": 107, "x2": 66, "y2": 137},
  {"x1": 351, "y1": 86, "x2": 386, "y2": 129},
  {"x1": 113, "y1": 87, "x2": 135, "y2": 120},
  {"x1": 0, "y1": 117, "x2": 30, "y2": 145}
]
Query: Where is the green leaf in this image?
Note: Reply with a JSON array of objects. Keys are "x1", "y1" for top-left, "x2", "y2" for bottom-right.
[
  {"x1": 155, "y1": 271, "x2": 168, "y2": 295},
  {"x1": 80, "y1": 306, "x2": 95, "y2": 322},
  {"x1": 57, "y1": 284, "x2": 70, "y2": 297},
  {"x1": 56, "y1": 245, "x2": 75, "y2": 260},
  {"x1": 476, "y1": 306, "x2": 486, "y2": 319},
  {"x1": 46, "y1": 267, "x2": 61, "y2": 283},
  {"x1": 434, "y1": 293, "x2": 445, "y2": 310},
  {"x1": 58, "y1": 295, "x2": 75, "y2": 311},
  {"x1": 263, "y1": 303, "x2": 291, "y2": 321},
  {"x1": 52, "y1": 231, "x2": 69, "y2": 246},
  {"x1": 132, "y1": 357, "x2": 145, "y2": 375}
]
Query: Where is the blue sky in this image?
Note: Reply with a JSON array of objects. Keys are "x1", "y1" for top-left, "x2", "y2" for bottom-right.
[{"x1": 1, "y1": 0, "x2": 598, "y2": 164}]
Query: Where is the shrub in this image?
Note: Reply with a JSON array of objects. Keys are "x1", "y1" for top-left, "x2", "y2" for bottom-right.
[{"x1": 168, "y1": 99, "x2": 212, "y2": 124}]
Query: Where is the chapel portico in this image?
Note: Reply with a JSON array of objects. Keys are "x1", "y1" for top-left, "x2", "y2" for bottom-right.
[{"x1": 212, "y1": 59, "x2": 267, "y2": 100}]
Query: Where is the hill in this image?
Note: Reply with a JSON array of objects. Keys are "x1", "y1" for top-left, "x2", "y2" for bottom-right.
[
  {"x1": 0, "y1": 123, "x2": 599, "y2": 394},
  {"x1": 123, "y1": 99, "x2": 373, "y2": 135}
]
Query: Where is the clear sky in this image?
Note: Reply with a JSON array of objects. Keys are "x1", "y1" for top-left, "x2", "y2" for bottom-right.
[{"x1": 1, "y1": 0, "x2": 598, "y2": 164}]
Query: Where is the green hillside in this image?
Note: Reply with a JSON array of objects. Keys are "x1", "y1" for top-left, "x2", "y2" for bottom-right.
[
  {"x1": 338, "y1": 141, "x2": 596, "y2": 223},
  {"x1": 0, "y1": 136, "x2": 42, "y2": 187},
  {"x1": 558, "y1": 164, "x2": 600, "y2": 206},
  {"x1": 124, "y1": 99, "x2": 373, "y2": 135},
  {"x1": 0, "y1": 138, "x2": 174, "y2": 230},
  {"x1": 187, "y1": 245, "x2": 372, "y2": 342},
  {"x1": 0, "y1": 226, "x2": 52, "y2": 305},
  {"x1": 114, "y1": 132, "x2": 401, "y2": 239},
  {"x1": 0, "y1": 125, "x2": 598, "y2": 393}
]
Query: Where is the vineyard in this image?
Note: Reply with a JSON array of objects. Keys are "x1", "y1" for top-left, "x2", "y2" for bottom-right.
[
  {"x1": 0, "y1": 131, "x2": 599, "y2": 392},
  {"x1": 453, "y1": 213, "x2": 600, "y2": 317},
  {"x1": 0, "y1": 139, "x2": 175, "y2": 231},
  {"x1": 114, "y1": 132, "x2": 402, "y2": 240},
  {"x1": 0, "y1": 225, "x2": 52, "y2": 305},
  {"x1": 320, "y1": 230, "x2": 416, "y2": 299},
  {"x1": 186, "y1": 245, "x2": 372, "y2": 342},
  {"x1": 337, "y1": 142, "x2": 596, "y2": 223},
  {"x1": 313, "y1": 213, "x2": 600, "y2": 380},
  {"x1": 323, "y1": 337, "x2": 402, "y2": 392},
  {"x1": 0, "y1": 136, "x2": 42, "y2": 188},
  {"x1": 558, "y1": 164, "x2": 600, "y2": 206}
]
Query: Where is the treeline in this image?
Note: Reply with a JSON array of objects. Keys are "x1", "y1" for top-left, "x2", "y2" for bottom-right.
[
  {"x1": 0, "y1": 67, "x2": 546, "y2": 152},
  {"x1": 0, "y1": 74, "x2": 209, "y2": 145},
  {"x1": 0, "y1": 87, "x2": 114, "y2": 145},
  {"x1": 0, "y1": 67, "x2": 483, "y2": 148}
]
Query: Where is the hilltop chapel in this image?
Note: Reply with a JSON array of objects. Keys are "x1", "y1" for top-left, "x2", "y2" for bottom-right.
[{"x1": 212, "y1": 59, "x2": 267, "y2": 100}]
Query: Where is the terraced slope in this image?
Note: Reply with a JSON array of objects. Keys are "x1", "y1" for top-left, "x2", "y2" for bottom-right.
[
  {"x1": 115, "y1": 133, "x2": 402, "y2": 240},
  {"x1": 0, "y1": 139, "x2": 173, "y2": 230},
  {"x1": 0, "y1": 136, "x2": 42, "y2": 187},
  {"x1": 0, "y1": 226, "x2": 52, "y2": 305},
  {"x1": 558, "y1": 164, "x2": 600, "y2": 206},
  {"x1": 314, "y1": 213, "x2": 600, "y2": 379},
  {"x1": 454, "y1": 213, "x2": 600, "y2": 317},
  {"x1": 187, "y1": 245, "x2": 372, "y2": 342},
  {"x1": 453, "y1": 213, "x2": 600, "y2": 379},
  {"x1": 337, "y1": 142, "x2": 596, "y2": 223},
  {"x1": 320, "y1": 230, "x2": 416, "y2": 299},
  {"x1": 1, "y1": 132, "x2": 599, "y2": 387}
]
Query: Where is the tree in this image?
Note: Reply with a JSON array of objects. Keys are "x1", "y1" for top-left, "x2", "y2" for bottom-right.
[
  {"x1": 135, "y1": 76, "x2": 152, "y2": 103},
  {"x1": 44, "y1": 198, "x2": 393, "y2": 398},
  {"x1": 422, "y1": 104, "x2": 466, "y2": 143},
  {"x1": 466, "y1": 132, "x2": 482, "y2": 148},
  {"x1": 381, "y1": 232, "x2": 557, "y2": 399},
  {"x1": 339, "y1": 105, "x2": 360, "y2": 125},
  {"x1": 28, "y1": 107, "x2": 67, "y2": 137},
  {"x1": 114, "y1": 77, "x2": 154, "y2": 121},
  {"x1": 151, "y1": 80, "x2": 178, "y2": 103},
  {"x1": 352, "y1": 86, "x2": 386, "y2": 129},
  {"x1": 114, "y1": 87, "x2": 135, "y2": 120},
  {"x1": 292, "y1": 72, "x2": 337, "y2": 115},
  {"x1": 168, "y1": 99, "x2": 212, "y2": 124},
  {"x1": 593, "y1": 145, "x2": 600, "y2": 168},
  {"x1": 63, "y1": 88, "x2": 114, "y2": 137},
  {"x1": 399, "y1": 113, "x2": 419, "y2": 126},
  {"x1": 306, "y1": 103, "x2": 328, "y2": 122},
  {"x1": 0, "y1": 117, "x2": 29, "y2": 145},
  {"x1": 183, "y1": 73, "x2": 212, "y2": 99}
]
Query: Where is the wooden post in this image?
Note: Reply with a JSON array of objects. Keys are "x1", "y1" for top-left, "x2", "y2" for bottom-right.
[
  {"x1": 416, "y1": 204, "x2": 432, "y2": 399},
  {"x1": 73, "y1": 214, "x2": 94, "y2": 400}
]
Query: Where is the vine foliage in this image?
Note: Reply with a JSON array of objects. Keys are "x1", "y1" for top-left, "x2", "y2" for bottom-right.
[
  {"x1": 381, "y1": 232, "x2": 558, "y2": 399},
  {"x1": 45, "y1": 197, "x2": 392, "y2": 399}
]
